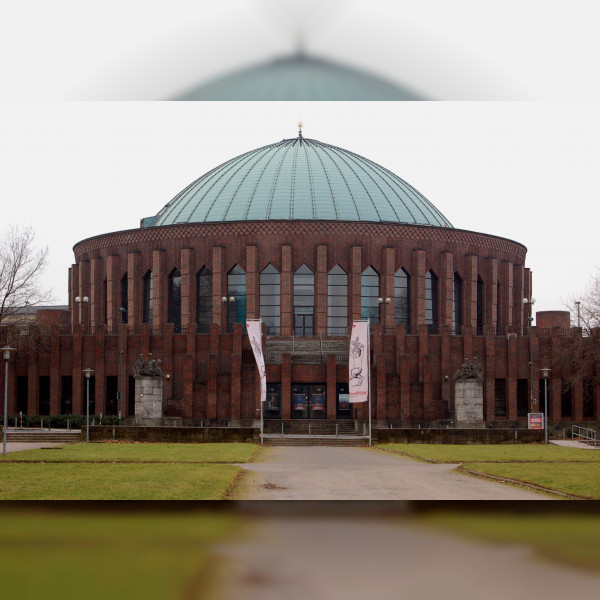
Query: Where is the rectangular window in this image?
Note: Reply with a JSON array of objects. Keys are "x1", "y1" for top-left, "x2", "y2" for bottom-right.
[
  {"x1": 584, "y1": 379, "x2": 594, "y2": 419},
  {"x1": 561, "y1": 380, "x2": 572, "y2": 418},
  {"x1": 538, "y1": 379, "x2": 552, "y2": 420},
  {"x1": 17, "y1": 376, "x2": 28, "y2": 415},
  {"x1": 494, "y1": 379, "x2": 506, "y2": 417},
  {"x1": 82, "y1": 375, "x2": 96, "y2": 415},
  {"x1": 517, "y1": 379, "x2": 528, "y2": 417},
  {"x1": 39, "y1": 376, "x2": 50, "y2": 416},
  {"x1": 106, "y1": 376, "x2": 118, "y2": 416},
  {"x1": 60, "y1": 376, "x2": 73, "y2": 415},
  {"x1": 121, "y1": 275, "x2": 128, "y2": 324},
  {"x1": 128, "y1": 375, "x2": 136, "y2": 416}
]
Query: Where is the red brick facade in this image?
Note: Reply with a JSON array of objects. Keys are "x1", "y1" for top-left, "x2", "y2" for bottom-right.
[{"x1": 1, "y1": 220, "x2": 597, "y2": 423}]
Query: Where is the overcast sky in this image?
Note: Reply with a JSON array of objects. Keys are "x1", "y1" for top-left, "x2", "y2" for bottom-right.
[{"x1": 1, "y1": 101, "x2": 598, "y2": 320}]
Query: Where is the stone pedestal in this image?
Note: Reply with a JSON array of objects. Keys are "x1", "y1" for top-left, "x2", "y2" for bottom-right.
[
  {"x1": 135, "y1": 376, "x2": 164, "y2": 425},
  {"x1": 454, "y1": 379, "x2": 484, "y2": 422}
]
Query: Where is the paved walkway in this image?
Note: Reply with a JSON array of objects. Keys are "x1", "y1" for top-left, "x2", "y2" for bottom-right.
[
  {"x1": 2, "y1": 442, "x2": 66, "y2": 453},
  {"x1": 213, "y1": 517, "x2": 597, "y2": 600},
  {"x1": 235, "y1": 446, "x2": 548, "y2": 500},
  {"x1": 551, "y1": 440, "x2": 599, "y2": 450}
]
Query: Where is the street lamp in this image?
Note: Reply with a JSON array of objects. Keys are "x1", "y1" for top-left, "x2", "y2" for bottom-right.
[
  {"x1": 523, "y1": 297, "x2": 536, "y2": 413},
  {"x1": 2, "y1": 346, "x2": 16, "y2": 456},
  {"x1": 118, "y1": 307, "x2": 126, "y2": 425},
  {"x1": 83, "y1": 368, "x2": 94, "y2": 443},
  {"x1": 540, "y1": 367, "x2": 551, "y2": 445},
  {"x1": 75, "y1": 295, "x2": 89, "y2": 327}
]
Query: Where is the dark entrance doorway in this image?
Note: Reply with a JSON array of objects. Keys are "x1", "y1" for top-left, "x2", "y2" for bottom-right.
[
  {"x1": 266, "y1": 384, "x2": 281, "y2": 419},
  {"x1": 294, "y1": 313, "x2": 314, "y2": 336},
  {"x1": 336, "y1": 383, "x2": 352, "y2": 419},
  {"x1": 291, "y1": 384, "x2": 326, "y2": 419}
]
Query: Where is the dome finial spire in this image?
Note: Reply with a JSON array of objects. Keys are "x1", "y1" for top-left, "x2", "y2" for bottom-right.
[{"x1": 298, "y1": 121, "x2": 303, "y2": 138}]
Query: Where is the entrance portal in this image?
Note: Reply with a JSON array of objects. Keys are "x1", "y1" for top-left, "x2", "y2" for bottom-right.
[{"x1": 291, "y1": 384, "x2": 326, "y2": 419}]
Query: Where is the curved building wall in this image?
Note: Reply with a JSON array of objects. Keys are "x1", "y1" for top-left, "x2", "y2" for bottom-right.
[{"x1": 70, "y1": 220, "x2": 529, "y2": 334}]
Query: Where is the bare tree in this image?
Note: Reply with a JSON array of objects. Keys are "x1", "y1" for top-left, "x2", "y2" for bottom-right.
[
  {"x1": 559, "y1": 268, "x2": 600, "y2": 385},
  {"x1": 0, "y1": 225, "x2": 52, "y2": 326}
]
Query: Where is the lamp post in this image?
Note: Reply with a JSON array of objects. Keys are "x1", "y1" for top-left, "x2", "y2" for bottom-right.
[
  {"x1": 118, "y1": 307, "x2": 126, "y2": 425},
  {"x1": 541, "y1": 367, "x2": 551, "y2": 445},
  {"x1": 74, "y1": 295, "x2": 89, "y2": 326},
  {"x1": 523, "y1": 297, "x2": 536, "y2": 413},
  {"x1": 2, "y1": 346, "x2": 16, "y2": 456},
  {"x1": 83, "y1": 368, "x2": 94, "y2": 443}
]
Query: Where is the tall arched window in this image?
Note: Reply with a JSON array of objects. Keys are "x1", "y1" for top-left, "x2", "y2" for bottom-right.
[
  {"x1": 328, "y1": 265, "x2": 347, "y2": 336},
  {"x1": 196, "y1": 267, "x2": 212, "y2": 333},
  {"x1": 394, "y1": 268, "x2": 410, "y2": 329},
  {"x1": 103, "y1": 279, "x2": 108, "y2": 325},
  {"x1": 142, "y1": 270, "x2": 153, "y2": 324},
  {"x1": 477, "y1": 275, "x2": 484, "y2": 334},
  {"x1": 227, "y1": 265, "x2": 246, "y2": 333},
  {"x1": 425, "y1": 270, "x2": 438, "y2": 332},
  {"x1": 294, "y1": 264, "x2": 314, "y2": 336},
  {"x1": 120, "y1": 273, "x2": 128, "y2": 324},
  {"x1": 168, "y1": 268, "x2": 182, "y2": 332},
  {"x1": 361, "y1": 266, "x2": 380, "y2": 323},
  {"x1": 453, "y1": 272, "x2": 463, "y2": 335},
  {"x1": 260, "y1": 264, "x2": 280, "y2": 335},
  {"x1": 496, "y1": 282, "x2": 502, "y2": 334}
]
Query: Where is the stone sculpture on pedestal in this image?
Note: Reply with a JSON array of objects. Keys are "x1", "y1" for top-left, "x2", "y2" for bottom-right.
[
  {"x1": 453, "y1": 357, "x2": 484, "y2": 423},
  {"x1": 133, "y1": 353, "x2": 166, "y2": 424}
]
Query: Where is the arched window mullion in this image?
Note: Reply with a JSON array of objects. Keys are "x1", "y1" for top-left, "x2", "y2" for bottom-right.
[
  {"x1": 294, "y1": 264, "x2": 314, "y2": 336},
  {"x1": 425, "y1": 270, "x2": 439, "y2": 332},
  {"x1": 361, "y1": 266, "x2": 380, "y2": 323},
  {"x1": 327, "y1": 264, "x2": 348, "y2": 336},
  {"x1": 394, "y1": 268, "x2": 410, "y2": 331},
  {"x1": 167, "y1": 268, "x2": 182, "y2": 333},
  {"x1": 227, "y1": 265, "x2": 246, "y2": 333},
  {"x1": 196, "y1": 267, "x2": 212, "y2": 333},
  {"x1": 260, "y1": 264, "x2": 280, "y2": 335}
]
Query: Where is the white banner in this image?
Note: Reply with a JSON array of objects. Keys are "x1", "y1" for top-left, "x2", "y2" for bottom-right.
[
  {"x1": 246, "y1": 320, "x2": 267, "y2": 403},
  {"x1": 349, "y1": 321, "x2": 369, "y2": 403}
]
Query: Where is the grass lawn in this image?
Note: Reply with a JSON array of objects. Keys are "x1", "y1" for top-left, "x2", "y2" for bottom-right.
[
  {"x1": 378, "y1": 443, "x2": 600, "y2": 463},
  {"x1": 0, "y1": 510, "x2": 237, "y2": 599},
  {"x1": 0, "y1": 442, "x2": 261, "y2": 499},
  {"x1": 0, "y1": 463, "x2": 244, "y2": 499},
  {"x1": 378, "y1": 443, "x2": 600, "y2": 498},
  {"x1": 464, "y1": 462, "x2": 600, "y2": 499},
  {"x1": 419, "y1": 513, "x2": 600, "y2": 571},
  {"x1": 0, "y1": 442, "x2": 259, "y2": 463}
]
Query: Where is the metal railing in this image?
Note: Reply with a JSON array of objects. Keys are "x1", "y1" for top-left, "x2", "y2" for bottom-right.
[{"x1": 572, "y1": 425, "x2": 597, "y2": 447}]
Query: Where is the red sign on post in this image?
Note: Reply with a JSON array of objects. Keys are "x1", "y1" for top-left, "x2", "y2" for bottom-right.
[{"x1": 528, "y1": 413, "x2": 544, "y2": 430}]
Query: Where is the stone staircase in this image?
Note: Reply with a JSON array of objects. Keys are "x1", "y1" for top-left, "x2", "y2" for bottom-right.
[
  {"x1": 3, "y1": 429, "x2": 82, "y2": 443},
  {"x1": 263, "y1": 420, "x2": 369, "y2": 446}
]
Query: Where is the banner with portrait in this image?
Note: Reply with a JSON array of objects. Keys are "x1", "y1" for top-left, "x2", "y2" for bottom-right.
[
  {"x1": 349, "y1": 320, "x2": 369, "y2": 403},
  {"x1": 246, "y1": 319, "x2": 267, "y2": 403}
]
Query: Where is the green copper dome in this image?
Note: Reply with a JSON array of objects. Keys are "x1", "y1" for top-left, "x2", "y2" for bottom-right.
[
  {"x1": 175, "y1": 54, "x2": 423, "y2": 101},
  {"x1": 150, "y1": 136, "x2": 452, "y2": 228}
]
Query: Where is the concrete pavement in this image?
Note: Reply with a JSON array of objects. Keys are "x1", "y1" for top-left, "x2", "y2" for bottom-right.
[{"x1": 234, "y1": 446, "x2": 548, "y2": 500}]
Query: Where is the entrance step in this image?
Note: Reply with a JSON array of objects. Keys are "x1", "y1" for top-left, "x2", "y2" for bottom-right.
[
  {"x1": 264, "y1": 420, "x2": 363, "y2": 437},
  {"x1": 264, "y1": 436, "x2": 369, "y2": 447},
  {"x1": 4, "y1": 430, "x2": 82, "y2": 443}
]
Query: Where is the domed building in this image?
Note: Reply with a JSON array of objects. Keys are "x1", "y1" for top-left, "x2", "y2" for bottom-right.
[{"x1": 2, "y1": 130, "x2": 597, "y2": 427}]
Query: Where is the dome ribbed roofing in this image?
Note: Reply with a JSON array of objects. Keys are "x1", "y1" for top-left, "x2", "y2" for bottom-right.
[{"x1": 151, "y1": 136, "x2": 453, "y2": 228}]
